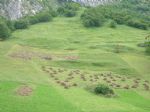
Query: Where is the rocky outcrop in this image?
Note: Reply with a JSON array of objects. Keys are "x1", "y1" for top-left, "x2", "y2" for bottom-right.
[
  {"x1": 72, "y1": 0, "x2": 120, "y2": 6},
  {"x1": 0, "y1": 0, "x2": 43, "y2": 20},
  {"x1": 0, "y1": 0, "x2": 119, "y2": 20}
]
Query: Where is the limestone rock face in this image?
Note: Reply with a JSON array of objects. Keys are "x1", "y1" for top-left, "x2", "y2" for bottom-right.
[
  {"x1": 0, "y1": 0, "x2": 43, "y2": 20},
  {"x1": 72, "y1": 0, "x2": 120, "y2": 6}
]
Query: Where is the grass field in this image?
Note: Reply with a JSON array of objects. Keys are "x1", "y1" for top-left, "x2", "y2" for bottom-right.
[{"x1": 0, "y1": 13, "x2": 150, "y2": 112}]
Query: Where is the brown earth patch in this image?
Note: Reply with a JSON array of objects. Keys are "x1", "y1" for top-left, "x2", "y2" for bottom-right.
[
  {"x1": 9, "y1": 50, "x2": 52, "y2": 60},
  {"x1": 64, "y1": 56, "x2": 79, "y2": 60},
  {"x1": 16, "y1": 86, "x2": 33, "y2": 96}
]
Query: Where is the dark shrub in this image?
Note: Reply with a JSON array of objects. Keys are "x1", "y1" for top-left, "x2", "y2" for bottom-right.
[
  {"x1": 81, "y1": 9, "x2": 105, "y2": 27},
  {"x1": 49, "y1": 10, "x2": 58, "y2": 17},
  {"x1": 0, "y1": 22, "x2": 11, "y2": 40},
  {"x1": 57, "y1": 2, "x2": 79, "y2": 17},
  {"x1": 94, "y1": 84, "x2": 114, "y2": 96},
  {"x1": 109, "y1": 21, "x2": 117, "y2": 28},
  {"x1": 36, "y1": 12, "x2": 52, "y2": 22},
  {"x1": 14, "y1": 19, "x2": 29, "y2": 29},
  {"x1": 28, "y1": 16, "x2": 39, "y2": 25},
  {"x1": 6, "y1": 20, "x2": 15, "y2": 31},
  {"x1": 127, "y1": 20, "x2": 148, "y2": 30},
  {"x1": 64, "y1": 2, "x2": 80, "y2": 11},
  {"x1": 64, "y1": 10, "x2": 76, "y2": 17},
  {"x1": 57, "y1": 7, "x2": 65, "y2": 15}
]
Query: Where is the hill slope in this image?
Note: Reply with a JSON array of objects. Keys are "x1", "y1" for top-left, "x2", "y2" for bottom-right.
[{"x1": 0, "y1": 15, "x2": 150, "y2": 112}]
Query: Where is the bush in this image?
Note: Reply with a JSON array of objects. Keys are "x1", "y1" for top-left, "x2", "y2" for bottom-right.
[
  {"x1": 57, "y1": 7, "x2": 65, "y2": 15},
  {"x1": 28, "y1": 11, "x2": 53, "y2": 25},
  {"x1": 81, "y1": 9, "x2": 105, "y2": 27},
  {"x1": 94, "y1": 84, "x2": 114, "y2": 96},
  {"x1": 109, "y1": 21, "x2": 117, "y2": 28},
  {"x1": 57, "y1": 2, "x2": 79, "y2": 17},
  {"x1": 64, "y1": 2, "x2": 80, "y2": 11},
  {"x1": 28, "y1": 16, "x2": 39, "y2": 25},
  {"x1": 14, "y1": 19, "x2": 29, "y2": 29},
  {"x1": 49, "y1": 10, "x2": 58, "y2": 17},
  {"x1": 127, "y1": 20, "x2": 148, "y2": 30},
  {"x1": 6, "y1": 20, "x2": 15, "y2": 31},
  {"x1": 36, "y1": 12, "x2": 52, "y2": 22},
  {"x1": 0, "y1": 22, "x2": 11, "y2": 40},
  {"x1": 64, "y1": 10, "x2": 76, "y2": 17}
]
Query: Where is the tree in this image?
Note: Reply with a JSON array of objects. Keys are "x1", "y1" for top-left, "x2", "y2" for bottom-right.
[
  {"x1": 109, "y1": 21, "x2": 117, "y2": 28},
  {"x1": 0, "y1": 22, "x2": 11, "y2": 40},
  {"x1": 81, "y1": 9, "x2": 105, "y2": 27}
]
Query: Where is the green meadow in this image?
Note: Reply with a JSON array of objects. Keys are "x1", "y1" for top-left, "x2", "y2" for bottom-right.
[{"x1": 0, "y1": 15, "x2": 150, "y2": 112}]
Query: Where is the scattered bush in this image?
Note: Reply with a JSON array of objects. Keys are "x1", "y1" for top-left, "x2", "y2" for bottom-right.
[
  {"x1": 94, "y1": 84, "x2": 114, "y2": 96},
  {"x1": 127, "y1": 20, "x2": 148, "y2": 30},
  {"x1": 64, "y1": 10, "x2": 76, "y2": 17},
  {"x1": 64, "y1": 2, "x2": 80, "y2": 11},
  {"x1": 81, "y1": 9, "x2": 105, "y2": 27},
  {"x1": 57, "y1": 7, "x2": 65, "y2": 15},
  {"x1": 28, "y1": 16, "x2": 39, "y2": 25},
  {"x1": 80, "y1": 1, "x2": 150, "y2": 30},
  {"x1": 57, "y1": 2, "x2": 80, "y2": 17},
  {"x1": 49, "y1": 10, "x2": 58, "y2": 17},
  {"x1": 36, "y1": 12, "x2": 52, "y2": 22},
  {"x1": 14, "y1": 19, "x2": 29, "y2": 29},
  {"x1": 6, "y1": 20, "x2": 15, "y2": 31},
  {"x1": 0, "y1": 9, "x2": 56, "y2": 40},
  {"x1": 0, "y1": 22, "x2": 11, "y2": 40},
  {"x1": 109, "y1": 21, "x2": 117, "y2": 28}
]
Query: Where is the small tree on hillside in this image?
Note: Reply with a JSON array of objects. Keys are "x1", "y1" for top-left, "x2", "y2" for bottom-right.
[
  {"x1": 0, "y1": 22, "x2": 11, "y2": 40},
  {"x1": 109, "y1": 21, "x2": 117, "y2": 28}
]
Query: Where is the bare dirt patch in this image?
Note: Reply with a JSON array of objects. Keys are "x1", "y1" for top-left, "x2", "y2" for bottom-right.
[
  {"x1": 16, "y1": 86, "x2": 33, "y2": 96},
  {"x1": 9, "y1": 50, "x2": 52, "y2": 60},
  {"x1": 64, "y1": 56, "x2": 79, "y2": 60}
]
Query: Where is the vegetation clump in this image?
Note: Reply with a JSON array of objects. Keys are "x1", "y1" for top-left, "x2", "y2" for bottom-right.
[
  {"x1": 81, "y1": 9, "x2": 105, "y2": 27},
  {"x1": 0, "y1": 21, "x2": 11, "y2": 40},
  {"x1": 94, "y1": 84, "x2": 114, "y2": 96},
  {"x1": 57, "y1": 2, "x2": 80, "y2": 17},
  {"x1": 109, "y1": 21, "x2": 117, "y2": 28},
  {"x1": 14, "y1": 19, "x2": 29, "y2": 29},
  {"x1": 80, "y1": 0, "x2": 150, "y2": 30}
]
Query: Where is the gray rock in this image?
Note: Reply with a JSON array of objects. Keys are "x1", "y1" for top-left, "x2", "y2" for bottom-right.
[
  {"x1": 0, "y1": 0, "x2": 43, "y2": 20},
  {"x1": 72, "y1": 0, "x2": 121, "y2": 6}
]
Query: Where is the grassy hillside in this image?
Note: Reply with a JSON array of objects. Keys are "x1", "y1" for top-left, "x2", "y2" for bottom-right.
[{"x1": 0, "y1": 9, "x2": 150, "y2": 112}]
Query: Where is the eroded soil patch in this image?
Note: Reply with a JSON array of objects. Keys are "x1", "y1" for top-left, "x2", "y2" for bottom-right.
[
  {"x1": 8, "y1": 46, "x2": 79, "y2": 61},
  {"x1": 16, "y1": 86, "x2": 33, "y2": 96},
  {"x1": 9, "y1": 50, "x2": 52, "y2": 60}
]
